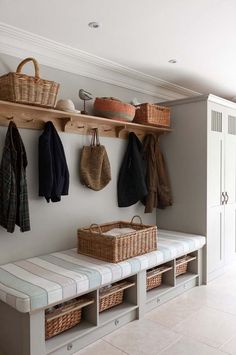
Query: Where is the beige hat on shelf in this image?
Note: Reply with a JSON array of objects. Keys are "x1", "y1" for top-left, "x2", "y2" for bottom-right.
[{"x1": 56, "y1": 99, "x2": 80, "y2": 113}]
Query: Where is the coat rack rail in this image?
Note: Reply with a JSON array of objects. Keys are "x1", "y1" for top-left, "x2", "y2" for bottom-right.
[{"x1": 0, "y1": 100, "x2": 172, "y2": 139}]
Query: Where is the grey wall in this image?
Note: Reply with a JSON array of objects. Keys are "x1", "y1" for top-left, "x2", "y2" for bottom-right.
[{"x1": 0, "y1": 53, "x2": 157, "y2": 264}]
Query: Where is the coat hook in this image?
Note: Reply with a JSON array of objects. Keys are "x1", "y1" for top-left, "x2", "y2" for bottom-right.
[
  {"x1": 7, "y1": 116, "x2": 14, "y2": 121},
  {"x1": 104, "y1": 128, "x2": 112, "y2": 132},
  {"x1": 90, "y1": 127, "x2": 98, "y2": 132},
  {"x1": 77, "y1": 125, "x2": 85, "y2": 129}
]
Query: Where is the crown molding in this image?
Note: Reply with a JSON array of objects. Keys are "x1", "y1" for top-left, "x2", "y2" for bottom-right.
[{"x1": 0, "y1": 22, "x2": 200, "y2": 101}]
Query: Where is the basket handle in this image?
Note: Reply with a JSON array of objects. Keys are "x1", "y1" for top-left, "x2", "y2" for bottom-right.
[
  {"x1": 130, "y1": 215, "x2": 143, "y2": 225},
  {"x1": 16, "y1": 57, "x2": 40, "y2": 79},
  {"x1": 89, "y1": 223, "x2": 102, "y2": 234}
]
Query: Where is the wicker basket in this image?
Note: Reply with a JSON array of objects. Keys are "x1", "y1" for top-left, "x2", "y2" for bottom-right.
[
  {"x1": 0, "y1": 57, "x2": 59, "y2": 108},
  {"x1": 77, "y1": 215, "x2": 157, "y2": 263},
  {"x1": 99, "y1": 281, "x2": 135, "y2": 312},
  {"x1": 146, "y1": 265, "x2": 173, "y2": 291},
  {"x1": 176, "y1": 255, "x2": 196, "y2": 276},
  {"x1": 134, "y1": 103, "x2": 170, "y2": 127},
  {"x1": 45, "y1": 297, "x2": 94, "y2": 339}
]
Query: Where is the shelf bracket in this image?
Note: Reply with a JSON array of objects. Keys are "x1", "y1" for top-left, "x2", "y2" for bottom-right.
[
  {"x1": 115, "y1": 126, "x2": 125, "y2": 138},
  {"x1": 63, "y1": 116, "x2": 76, "y2": 132}
]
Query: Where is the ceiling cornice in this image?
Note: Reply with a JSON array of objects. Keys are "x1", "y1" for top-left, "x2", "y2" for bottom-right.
[{"x1": 0, "y1": 22, "x2": 200, "y2": 101}]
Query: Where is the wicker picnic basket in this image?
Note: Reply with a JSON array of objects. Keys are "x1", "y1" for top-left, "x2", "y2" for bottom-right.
[
  {"x1": 134, "y1": 103, "x2": 170, "y2": 127},
  {"x1": 45, "y1": 297, "x2": 94, "y2": 339},
  {"x1": 146, "y1": 265, "x2": 173, "y2": 291},
  {"x1": 176, "y1": 255, "x2": 196, "y2": 276},
  {"x1": 77, "y1": 215, "x2": 157, "y2": 263},
  {"x1": 99, "y1": 280, "x2": 135, "y2": 312},
  {"x1": 0, "y1": 57, "x2": 59, "y2": 108}
]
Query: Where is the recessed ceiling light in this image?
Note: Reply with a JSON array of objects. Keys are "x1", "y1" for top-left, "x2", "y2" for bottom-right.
[
  {"x1": 168, "y1": 59, "x2": 177, "y2": 64},
  {"x1": 88, "y1": 22, "x2": 101, "y2": 29}
]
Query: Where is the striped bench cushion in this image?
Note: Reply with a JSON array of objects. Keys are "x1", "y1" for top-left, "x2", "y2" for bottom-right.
[{"x1": 0, "y1": 230, "x2": 205, "y2": 313}]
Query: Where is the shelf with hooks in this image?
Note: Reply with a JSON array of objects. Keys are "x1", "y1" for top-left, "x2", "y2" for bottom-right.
[{"x1": 0, "y1": 100, "x2": 172, "y2": 139}]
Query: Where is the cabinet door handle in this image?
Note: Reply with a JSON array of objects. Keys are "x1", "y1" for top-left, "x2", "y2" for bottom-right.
[
  {"x1": 221, "y1": 192, "x2": 226, "y2": 205},
  {"x1": 225, "y1": 192, "x2": 229, "y2": 204}
]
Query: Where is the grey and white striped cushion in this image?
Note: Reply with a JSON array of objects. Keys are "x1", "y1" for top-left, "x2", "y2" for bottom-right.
[{"x1": 0, "y1": 230, "x2": 206, "y2": 313}]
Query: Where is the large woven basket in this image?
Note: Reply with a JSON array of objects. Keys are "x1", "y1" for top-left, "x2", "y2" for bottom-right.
[
  {"x1": 146, "y1": 265, "x2": 172, "y2": 291},
  {"x1": 134, "y1": 103, "x2": 170, "y2": 127},
  {"x1": 99, "y1": 281, "x2": 135, "y2": 312},
  {"x1": 45, "y1": 297, "x2": 94, "y2": 339},
  {"x1": 0, "y1": 57, "x2": 59, "y2": 108},
  {"x1": 77, "y1": 215, "x2": 157, "y2": 263},
  {"x1": 176, "y1": 255, "x2": 196, "y2": 276}
]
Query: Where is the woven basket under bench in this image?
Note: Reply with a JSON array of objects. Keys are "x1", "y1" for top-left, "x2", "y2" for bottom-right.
[
  {"x1": 176, "y1": 255, "x2": 196, "y2": 276},
  {"x1": 146, "y1": 265, "x2": 173, "y2": 291},
  {"x1": 99, "y1": 280, "x2": 135, "y2": 312},
  {"x1": 45, "y1": 297, "x2": 94, "y2": 339},
  {"x1": 77, "y1": 216, "x2": 157, "y2": 263}
]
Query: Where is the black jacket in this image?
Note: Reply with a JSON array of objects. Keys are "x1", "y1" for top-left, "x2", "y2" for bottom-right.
[
  {"x1": 38, "y1": 121, "x2": 69, "y2": 202},
  {"x1": 118, "y1": 132, "x2": 147, "y2": 207}
]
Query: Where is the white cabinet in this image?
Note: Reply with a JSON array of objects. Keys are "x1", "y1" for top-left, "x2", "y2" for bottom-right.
[
  {"x1": 208, "y1": 103, "x2": 236, "y2": 269},
  {"x1": 157, "y1": 94, "x2": 236, "y2": 282}
]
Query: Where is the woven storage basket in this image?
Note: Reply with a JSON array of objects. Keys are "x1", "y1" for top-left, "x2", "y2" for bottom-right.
[
  {"x1": 134, "y1": 103, "x2": 170, "y2": 127},
  {"x1": 45, "y1": 297, "x2": 94, "y2": 339},
  {"x1": 0, "y1": 57, "x2": 59, "y2": 108},
  {"x1": 176, "y1": 255, "x2": 196, "y2": 276},
  {"x1": 77, "y1": 215, "x2": 157, "y2": 263},
  {"x1": 146, "y1": 265, "x2": 173, "y2": 291},
  {"x1": 99, "y1": 281, "x2": 135, "y2": 312}
]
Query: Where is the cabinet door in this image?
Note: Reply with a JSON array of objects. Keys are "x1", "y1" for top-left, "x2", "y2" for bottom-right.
[
  {"x1": 207, "y1": 104, "x2": 226, "y2": 275},
  {"x1": 207, "y1": 107, "x2": 225, "y2": 207},
  {"x1": 207, "y1": 206, "x2": 225, "y2": 273},
  {"x1": 224, "y1": 205, "x2": 236, "y2": 263},
  {"x1": 224, "y1": 111, "x2": 236, "y2": 263}
]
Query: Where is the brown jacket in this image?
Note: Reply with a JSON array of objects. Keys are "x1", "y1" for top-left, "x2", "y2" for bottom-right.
[{"x1": 143, "y1": 134, "x2": 172, "y2": 213}]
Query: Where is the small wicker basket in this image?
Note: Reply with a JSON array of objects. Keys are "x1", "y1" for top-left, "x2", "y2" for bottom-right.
[
  {"x1": 176, "y1": 255, "x2": 196, "y2": 276},
  {"x1": 45, "y1": 297, "x2": 94, "y2": 339},
  {"x1": 99, "y1": 281, "x2": 135, "y2": 312},
  {"x1": 146, "y1": 265, "x2": 173, "y2": 291},
  {"x1": 134, "y1": 103, "x2": 170, "y2": 127},
  {"x1": 0, "y1": 57, "x2": 59, "y2": 108},
  {"x1": 77, "y1": 215, "x2": 157, "y2": 263}
]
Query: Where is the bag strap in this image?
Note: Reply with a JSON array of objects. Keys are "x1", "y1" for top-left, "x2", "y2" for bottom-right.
[
  {"x1": 90, "y1": 129, "x2": 96, "y2": 147},
  {"x1": 16, "y1": 57, "x2": 40, "y2": 80},
  {"x1": 95, "y1": 128, "x2": 100, "y2": 146},
  {"x1": 90, "y1": 128, "x2": 100, "y2": 147}
]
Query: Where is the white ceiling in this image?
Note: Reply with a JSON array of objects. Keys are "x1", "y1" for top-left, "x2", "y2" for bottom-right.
[{"x1": 1, "y1": 0, "x2": 236, "y2": 99}]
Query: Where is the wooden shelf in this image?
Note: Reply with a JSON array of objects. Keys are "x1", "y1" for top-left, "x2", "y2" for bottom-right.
[{"x1": 0, "y1": 100, "x2": 172, "y2": 139}]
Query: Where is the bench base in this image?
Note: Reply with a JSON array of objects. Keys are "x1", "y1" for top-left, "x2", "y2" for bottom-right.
[{"x1": 0, "y1": 248, "x2": 203, "y2": 355}]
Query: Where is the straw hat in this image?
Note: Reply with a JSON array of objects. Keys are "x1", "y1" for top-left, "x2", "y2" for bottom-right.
[{"x1": 56, "y1": 99, "x2": 80, "y2": 113}]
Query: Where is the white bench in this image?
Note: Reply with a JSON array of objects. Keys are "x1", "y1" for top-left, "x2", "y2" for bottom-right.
[{"x1": 0, "y1": 230, "x2": 206, "y2": 355}]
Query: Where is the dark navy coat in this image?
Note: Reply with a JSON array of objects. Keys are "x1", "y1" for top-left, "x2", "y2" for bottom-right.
[{"x1": 38, "y1": 121, "x2": 69, "y2": 202}]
